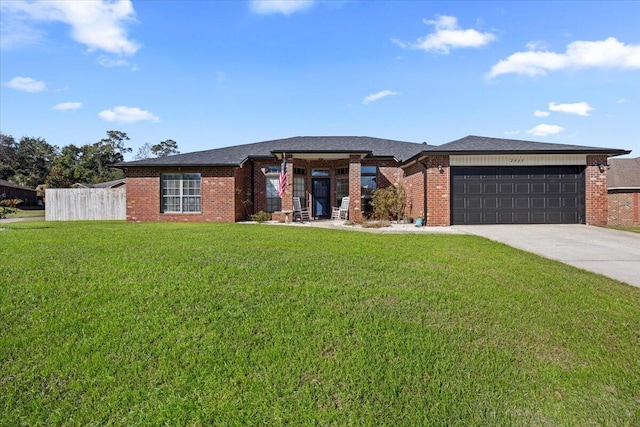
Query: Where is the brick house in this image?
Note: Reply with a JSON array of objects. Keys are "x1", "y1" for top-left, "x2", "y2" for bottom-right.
[
  {"x1": 607, "y1": 157, "x2": 640, "y2": 226},
  {"x1": 117, "y1": 135, "x2": 630, "y2": 226},
  {"x1": 0, "y1": 179, "x2": 38, "y2": 206}
]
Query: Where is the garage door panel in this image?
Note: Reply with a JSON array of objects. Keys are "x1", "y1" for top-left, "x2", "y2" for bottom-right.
[{"x1": 451, "y1": 166, "x2": 584, "y2": 225}]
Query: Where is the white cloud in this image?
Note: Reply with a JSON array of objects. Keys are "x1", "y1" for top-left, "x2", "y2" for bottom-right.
[
  {"x1": 526, "y1": 40, "x2": 549, "y2": 51},
  {"x1": 0, "y1": 0, "x2": 139, "y2": 55},
  {"x1": 487, "y1": 37, "x2": 640, "y2": 78},
  {"x1": 98, "y1": 106, "x2": 160, "y2": 123},
  {"x1": 362, "y1": 90, "x2": 399, "y2": 105},
  {"x1": 249, "y1": 0, "x2": 314, "y2": 15},
  {"x1": 534, "y1": 110, "x2": 550, "y2": 117},
  {"x1": 617, "y1": 98, "x2": 628, "y2": 103},
  {"x1": 504, "y1": 130, "x2": 521, "y2": 136},
  {"x1": 548, "y1": 101, "x2": 593, "y2": 116},
  {"x1": 99, "y1": 56, "x2": 131, "y2": 67},
  {"x1": 53, "y1": 101, "x2": 82, "y2": 111},
  {"x1": 527, "y1": 124, "x2": 565, "y2": 136},
  {"x1": 3, "y1": 76, "x2": 46, "y2": 93},
  {"x1": 392, "y1": 15, "x2": 496, "y2": 54}
]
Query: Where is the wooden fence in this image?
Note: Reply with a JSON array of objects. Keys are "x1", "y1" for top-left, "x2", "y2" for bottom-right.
[{"x1": 45, "y1": 188, "x2": 126, "y2": 221}]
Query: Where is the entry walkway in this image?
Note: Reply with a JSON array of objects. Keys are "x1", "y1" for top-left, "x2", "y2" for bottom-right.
[{"x1": 454, "y1": 224, "x2": 640, "y2": 289}]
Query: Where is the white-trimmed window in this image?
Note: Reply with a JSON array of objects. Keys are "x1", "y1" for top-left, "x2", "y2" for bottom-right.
[
  {"x1": 294, "y1": 168, "x2": 306, "y2": 209},
  {"x1": 162, "y1": 173, "x2": 201, "y2": 213},
  {"x1": 265, "y1": 166, "x2": 281, "y2": 212},
  {"x1": 335, "y1": 167, "x2": 349, "y2": 207}
]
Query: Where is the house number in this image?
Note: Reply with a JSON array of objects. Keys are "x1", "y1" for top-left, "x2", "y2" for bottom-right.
[{"x1": 509, "y1": 158, "x2": 525, "y2": 163}]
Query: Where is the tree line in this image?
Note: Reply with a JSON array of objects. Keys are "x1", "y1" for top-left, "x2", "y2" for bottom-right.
[{"x1": 0, "y1": 131, "x2": 179, "y2": 189}]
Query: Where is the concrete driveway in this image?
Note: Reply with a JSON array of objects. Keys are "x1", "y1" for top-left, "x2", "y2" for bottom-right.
[{"x1": 454, "y1": 224, "x2": 640, "y2": 288}]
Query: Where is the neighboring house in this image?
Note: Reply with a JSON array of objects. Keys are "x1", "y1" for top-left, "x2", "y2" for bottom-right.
[
  {"x1": 607, "y1": 157, "x2": 640, "y2": 226},
  {"x1": 0, "y1": 179, "x2": 38, "y2": 206},
  {"x1": 116, "y1": 135, "x2": 630, "y2": 226},
  {"x1": 71, "y1": 179, "x2": 126, "y2": 189}
]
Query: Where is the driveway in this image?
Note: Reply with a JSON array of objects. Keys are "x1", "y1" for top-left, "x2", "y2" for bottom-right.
[{"x1": 454, "y1": 224, "x2": 640, "y2": 288}]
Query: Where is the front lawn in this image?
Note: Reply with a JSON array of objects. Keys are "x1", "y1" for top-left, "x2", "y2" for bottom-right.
[{"x1": 1, "y1": 222, "x2": 639, "y2": 425}]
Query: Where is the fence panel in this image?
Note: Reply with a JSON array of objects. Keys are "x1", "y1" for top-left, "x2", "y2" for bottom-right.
[{"x1": 45, "y1": 188, "x2": 126, "y2": 221}]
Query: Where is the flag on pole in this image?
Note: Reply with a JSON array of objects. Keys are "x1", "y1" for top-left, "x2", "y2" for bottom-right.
[{"x1": 277, "y1": 154, "x2": 287, "y2": 198}]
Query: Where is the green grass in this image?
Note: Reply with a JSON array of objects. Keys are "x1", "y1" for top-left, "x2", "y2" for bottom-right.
[
  {"x1": 3, "y1": 207, "x2": 45, "y2": 219},
  {"x1": 1, "y1": 222, "x2": 639, "y2": 425},
  {"x1": 609, "y1": 225, "x2": 640, "y2": 234}
]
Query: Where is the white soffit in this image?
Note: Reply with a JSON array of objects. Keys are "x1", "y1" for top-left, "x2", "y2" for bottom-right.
[{"x1": 450, "y1": 154, "x2": 587, "y2": 166}]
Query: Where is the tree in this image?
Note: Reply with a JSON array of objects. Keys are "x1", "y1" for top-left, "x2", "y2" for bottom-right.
[
  {"x1": 151, "y1": 139, "x2": 179, "y2": 157},
  {"x1": 134, "y1": 142, "x2": 153, "y2": 160},
  {"x1": 14, "y1": 137, "x2": 59, "y2": 188},
  {"x1": 45, "y1": 131, "x2": 132, "y2": 187},
  {"x1": 0, "y1": 133, "x2": 18, "y2": 180}
]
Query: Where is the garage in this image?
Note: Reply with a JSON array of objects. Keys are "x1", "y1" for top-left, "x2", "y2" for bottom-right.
[{"x1": 451, "y1": 166, "x2": 585, "y2": 225}]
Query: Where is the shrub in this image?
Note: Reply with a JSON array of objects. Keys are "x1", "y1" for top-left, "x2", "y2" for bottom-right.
[
  {"x1": 0, "y1": 198, "x2": 23, "y2": 219},
  {"x1": 250, "y1": 210, "x2": 271, "y2": 223},
  {"x1": 371, "y1": 185, "x2": 406, "y2": 222}
]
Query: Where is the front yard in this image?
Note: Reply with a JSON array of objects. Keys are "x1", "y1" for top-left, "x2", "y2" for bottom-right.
[{"x1": 1, "y1": 221, "x2": 639, "y2": 425}]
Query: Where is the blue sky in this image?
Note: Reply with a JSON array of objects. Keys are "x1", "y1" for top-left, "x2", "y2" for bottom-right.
[{"x1": 1, "y1": 0, "x2": 639, "y2": 159}]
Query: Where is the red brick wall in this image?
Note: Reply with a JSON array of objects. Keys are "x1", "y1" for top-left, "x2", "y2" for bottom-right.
[
  {"x1": 585, "y1": 155, "x2": 609, "y2": 226},
  {"x1": 125, "y1": 167, "x2": 237, "y2": 222},
  {"x1": 425, "y1": 156, "x2": 450, "y2": 226},
  {"x1": 402, "y1": 162, "x2": 425, "y2": 220},
  {"x1": 608, "y1": 191, "x2": 640, "y2": 226},
  {"x1": 349, "y1": 156, "x2": 362, "y2": 221}
]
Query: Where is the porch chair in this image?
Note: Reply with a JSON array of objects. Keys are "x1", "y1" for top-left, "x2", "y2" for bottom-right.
[
  {"x1": 331, "y1": 196, "x2": 349, "y2": 220},
  {"x1": 293, "y1": 197, "x2": 311, "y2": 222}
]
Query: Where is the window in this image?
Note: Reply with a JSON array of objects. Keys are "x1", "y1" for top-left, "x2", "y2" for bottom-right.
[
  {"x1": 162, "y1": 173, "x2": 201, "y2": 213},
  {"x1": 294, "y1": 176, "x2": 306, "y2": 208},
  {"x1": 265, "y1": 166, "x2": 281, "y2": 212},
  {"x1": 361, "y1": 166, "x2": 377, "y2": 215},
  {"x1": 335, "y1": 167, "x2": 349, "y2": 207},
  {"x1": 312, "y1": 169, "x2": 330, "y2": 177}
]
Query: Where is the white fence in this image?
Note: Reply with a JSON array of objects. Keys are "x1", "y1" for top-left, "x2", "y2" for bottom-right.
[{"x1": 45, "y1": 188, "x2": 126, "y2": 221}]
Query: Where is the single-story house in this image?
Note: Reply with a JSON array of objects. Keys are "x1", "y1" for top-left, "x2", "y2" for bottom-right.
[
  {"x1": 117, "y1": 135, "x2": 630, "y2": 226},
  {"x1": 71, "y1": 179, "x2": 126, "y2": 189},
  {"x1": 607, "y1": 157, "x2": 640, "y2": 226},
  {"x1": 0, "y1": 179, "x2": 38, "y2": 206}
]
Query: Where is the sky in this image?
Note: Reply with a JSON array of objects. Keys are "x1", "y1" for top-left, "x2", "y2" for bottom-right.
[{"x1": 1, "y1": 0, "x2": 639, "y2": 160}]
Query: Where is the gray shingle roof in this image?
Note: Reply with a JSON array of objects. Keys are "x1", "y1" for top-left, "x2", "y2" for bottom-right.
[
  {"x1": 0, "y1": 179, "x2": 36, "y2": 191},
  {"x1": 424, "y1": 135, "x2": 631, "y2": 155},
  {"x1": 608, "y1": 157, "x2": 640, "y2": 189},
  {"x1": 117, "y1": 136, "x2": 429, "y2": 167},
  {"x1": 117, "y1": 135, "x2": 631, "y2": 168}
]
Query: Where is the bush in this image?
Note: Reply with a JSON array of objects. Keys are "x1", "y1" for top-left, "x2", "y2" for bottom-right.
[
  {"x1": 250, "y1": 210, "x2": 271, "y2": 223},
  {"x1": 371, "y1": 185, "x2": 406, "y2": 222},
  {"x1": 0, "y1": 198, "x2": 23, "y2": 219}
]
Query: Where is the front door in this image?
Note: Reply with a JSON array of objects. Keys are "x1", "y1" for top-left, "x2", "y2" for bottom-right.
[{"x1": 312, "y1": 178, "x2": 330, "y2": 218}]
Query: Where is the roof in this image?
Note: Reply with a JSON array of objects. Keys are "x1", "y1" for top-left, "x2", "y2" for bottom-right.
[
  {"x1": 0, "y1": 179, "x2": 37, "y2": 192},
  {"x1": 422, "y1": 135, "x2": 631, "y2": 156},
  {"x1": 117, "y1": 135, "x2": 631, "y2": 168},
  {"x1": 71, "y1": 179, "x2": 126, "y2": 189},
  {"x1": 608, "y1": 157, "x2": 640, "y2": 190},
  {"x1": 117, "y1": 136, "x2": 429, "y2": 167}
]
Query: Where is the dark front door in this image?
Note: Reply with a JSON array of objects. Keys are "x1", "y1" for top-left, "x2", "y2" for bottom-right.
[
  {"x1": 312, "y1": 178, "x2": 330, "y2": 218},
  {"x1": 451, "y1": 166, "x2": 585, "y2": 225}
]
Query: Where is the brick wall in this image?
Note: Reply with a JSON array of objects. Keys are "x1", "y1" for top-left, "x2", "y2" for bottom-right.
[
  {"x1": 402, "y1": 162, "x2": 425, "y2": 220},
  {"x1": 585, "y1": 155, "x2": 609, "y2": 226},
  {"x1": 126, "y1": 167, "x2": 237, "y2": 222},
  {"x1": 608, "y1": 191, "x2": 640, "y2": 226},
  {"x1": 425, "y1": 156, "x2": 450, "y2": 226},
  {"x1": 348, "y1": 156, "x2": 362, "y2": 221}
]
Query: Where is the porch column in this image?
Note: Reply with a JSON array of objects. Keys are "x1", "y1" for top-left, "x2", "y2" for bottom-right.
[
  {"x1": 425, "y1": 155, "x2": 450, "y2": 226},
  {"x1": 349, "y1": 155, "x2": 362, "y2": 221},
  {"x1": 585, "y1": 154, "x2": 608, "y2": 226},
  {"x1": 281, "y1": 154, "x2": 294, "y2": 212}
]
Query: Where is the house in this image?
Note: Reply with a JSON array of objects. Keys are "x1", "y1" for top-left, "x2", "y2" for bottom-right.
[
  {"x1": 117, "y1": 135, "x2": 630, "y2": 226},
  {"x1": 0, "y1": 179, "x2": 38, "y2": 206},
  {"x1": 71, "y1": 179, "x2": 126, "y2": 189},
  {"x1": 607, "y1": 157, "x2": 640, "y2": 226}
]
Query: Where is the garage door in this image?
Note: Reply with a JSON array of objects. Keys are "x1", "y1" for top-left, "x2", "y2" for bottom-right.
[{"x1": 451, "y1": 166, "x2": 585, "y2": 225}]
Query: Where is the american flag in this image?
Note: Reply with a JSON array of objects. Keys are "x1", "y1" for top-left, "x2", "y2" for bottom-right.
[{"x1": 277, "y1": 154, "x2": 287, "y2": 198}]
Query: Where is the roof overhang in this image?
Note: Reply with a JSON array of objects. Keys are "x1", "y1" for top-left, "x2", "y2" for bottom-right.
[{"x1": 272, "y1": 150, "x2": 371, "y2": 160}]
